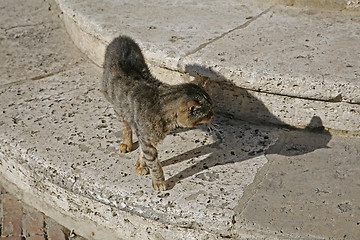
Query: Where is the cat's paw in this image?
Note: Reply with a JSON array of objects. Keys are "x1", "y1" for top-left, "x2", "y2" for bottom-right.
[
  {"x1": 136, "y1": 165, "x2": 150, "y2": 175},
  {"x1": 119, "y1": 143, "x2": 132, "y2": 153},
  {"x1": 152, "y1": 181, "x2": 167, "y2": 191},
  {"x1": 136, "y1": 157, "x2": 150, "y2": 175}
]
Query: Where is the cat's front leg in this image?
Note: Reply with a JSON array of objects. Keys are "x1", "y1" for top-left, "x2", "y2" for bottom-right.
[
  {"x1": 136, "y1": 152, "x2": 150, "y2": 175},
  {"x1": 139, "y1": 141, "x2": 167, "y2": 191},
  {"x1": 148, "y1": 160, "x2": 167, "y2": 191}
]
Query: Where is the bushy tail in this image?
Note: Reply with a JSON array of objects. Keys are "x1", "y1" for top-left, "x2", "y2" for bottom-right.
[{"x1": 103, "y1": 36, "x2": 151, "y2": 78}]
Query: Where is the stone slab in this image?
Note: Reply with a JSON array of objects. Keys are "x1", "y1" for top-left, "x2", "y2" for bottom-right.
[
  {"x1": 181, "y1": 5, "x2": 360, "y2": 103},
  {"x1": 55, "y1": 0, "x2": 268, "y2": 70},
  {"x1": 0, "y1": 61, "x2": 279, "y2": 238}
]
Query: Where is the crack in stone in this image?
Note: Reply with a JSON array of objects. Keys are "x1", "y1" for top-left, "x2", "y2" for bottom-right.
[
  {"x1": 2, "y1": 23, "x2": 45, "y2": 32},
  {"x1": 246, "y1": 87, "x2": 360, "y2": 105},
  {"x1": 177, "y1": 6, "x2": 274, "y2": 69},
  {"x1": 0, "y1": 68, "x2": 68, "y2": 89},
  {"x1": 30, "y1": 69, "x2": 67, "y2": 81},
  {"x1": 231, "y1": 153, "x2": 276, "y2": 223}
]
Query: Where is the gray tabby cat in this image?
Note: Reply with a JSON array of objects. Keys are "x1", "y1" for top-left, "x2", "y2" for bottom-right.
[{"x1": 102, "y1": 36, "x2": 214, "y2": 191}]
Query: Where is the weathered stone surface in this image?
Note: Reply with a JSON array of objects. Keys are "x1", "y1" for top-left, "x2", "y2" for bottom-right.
[
  {"x1": 182, "y1": 6, "x2": 360, "y2": 103},
  {"x1": 0, "y1": 62, "x2": 278, "y2": 237},
  {"x1": 236, "y1": 132, "x2": 360, "y2": 239},
  {"x1": 55, "y1": 0, "x2": 268, "y2": 69},
  {"x1": 0, "y1": 0, "x2": 84, "y2": 86},
  {"x1": 1, "y1": 0, "x2": 360, "y2": 239}
]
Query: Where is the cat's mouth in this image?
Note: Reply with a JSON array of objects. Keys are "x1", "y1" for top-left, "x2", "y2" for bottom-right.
[
  {"x1": 197, "y1": 109, "x2": 214, "y2": 124},
  {"x1": 176, "y1": 108, "x2": 214, "y2": 128}
]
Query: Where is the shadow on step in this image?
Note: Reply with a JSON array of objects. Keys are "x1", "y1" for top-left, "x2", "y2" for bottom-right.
[{"x1": 164, "y1": 64, "x2": 332, "y2": 189}]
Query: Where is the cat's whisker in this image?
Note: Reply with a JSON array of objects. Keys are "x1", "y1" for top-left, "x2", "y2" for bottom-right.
[
  {"x1": 206, "y1": 122, "x2": 223, "y2": 143},
  {"x1": 207, "y1": 122, "x2": 218, "y2": 132}
]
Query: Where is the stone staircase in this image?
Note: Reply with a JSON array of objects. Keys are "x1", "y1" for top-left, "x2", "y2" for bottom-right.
[{"x1": 1, "y1": 0, "x2": 359, "y2": 239}]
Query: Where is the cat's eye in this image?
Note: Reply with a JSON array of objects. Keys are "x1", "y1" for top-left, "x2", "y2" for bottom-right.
[{"x1": 189, "y1": 105, "x2": 201, "y2": 113}]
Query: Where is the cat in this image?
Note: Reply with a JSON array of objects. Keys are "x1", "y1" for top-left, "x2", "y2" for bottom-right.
[{"x1": 102, "y1": 36, "x2": 214, "y2": 191}]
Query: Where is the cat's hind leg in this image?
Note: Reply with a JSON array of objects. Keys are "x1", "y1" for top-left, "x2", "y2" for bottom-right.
[
  {"x1": 114, "y1": 110, "x2": 133, "y2": 153},
  {"x1": 119, "y1": 120, "x2": 133, "y2": 153}
]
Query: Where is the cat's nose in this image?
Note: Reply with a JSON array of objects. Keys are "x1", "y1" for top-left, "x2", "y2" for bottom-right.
[
  {"x1": 209, "y1": 109, "x2": 214, "y2": 118},
  {"x1": 206, "y1": 109, "x2": 214, "y2": 121}
]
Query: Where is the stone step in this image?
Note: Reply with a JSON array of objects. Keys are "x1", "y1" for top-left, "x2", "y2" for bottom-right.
[
  {"x1": 55, "y1": 0, "x2": 360, "y2": 134},
  {"x1": 0, "y1": 59, "x2": 281, "y2": 238}
]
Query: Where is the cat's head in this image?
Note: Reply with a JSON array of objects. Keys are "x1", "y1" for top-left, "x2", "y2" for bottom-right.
[{"x1": 177, "y1": 80, "x2": 214, "y2": 127}]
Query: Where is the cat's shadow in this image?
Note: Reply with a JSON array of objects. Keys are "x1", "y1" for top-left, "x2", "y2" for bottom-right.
[{"x1": 163, "y1": 65, "x2": 332, "y2": 190}]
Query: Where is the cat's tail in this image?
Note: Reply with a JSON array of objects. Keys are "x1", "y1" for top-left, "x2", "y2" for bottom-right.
[{"x1": 103, "y1": 36, "x2": 152, "y2": 79}]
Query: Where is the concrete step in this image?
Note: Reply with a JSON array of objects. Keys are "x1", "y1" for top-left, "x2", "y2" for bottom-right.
[{"x1": 55, "y1": 0, "x2": 360, "y2": 134}]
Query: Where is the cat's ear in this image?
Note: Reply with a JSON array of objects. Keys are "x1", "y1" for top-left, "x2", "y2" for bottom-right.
[
  {"x1": 187, "y1": 100, "x2": 201, "y2": 112},
  {"x1": 192, "y1": 76, "x2": 209, "y2": 87}
]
